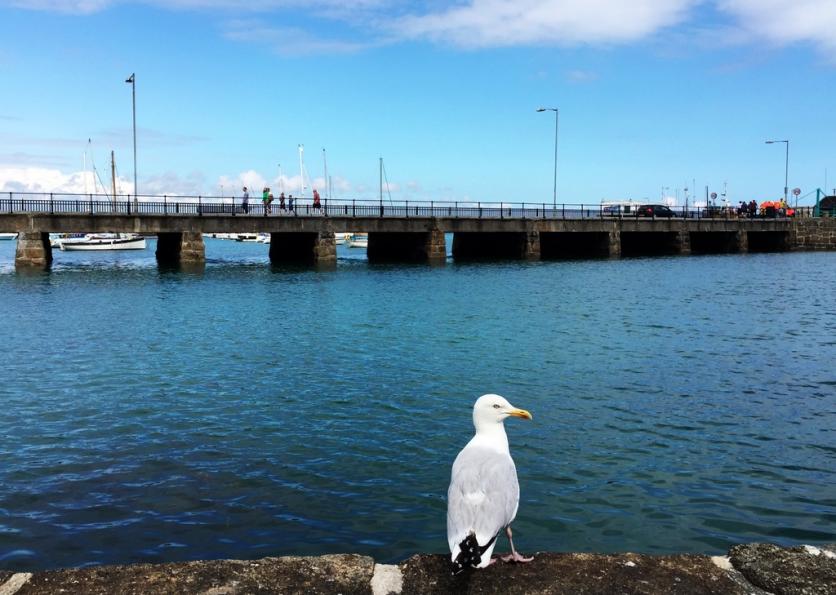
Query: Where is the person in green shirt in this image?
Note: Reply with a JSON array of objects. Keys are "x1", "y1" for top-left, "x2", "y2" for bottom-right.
[{"x1": 262, "y1": 187, "x2": 272, "y2": 214}]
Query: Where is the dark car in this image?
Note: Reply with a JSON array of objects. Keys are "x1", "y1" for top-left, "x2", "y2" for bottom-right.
[{"x1": 637, "y1": 204, "x2": 676, "y2": 218}]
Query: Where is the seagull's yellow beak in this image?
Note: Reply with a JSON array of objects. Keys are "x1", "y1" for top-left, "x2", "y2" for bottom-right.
[{"x1": 508, "y1": 408, "x2": 533, "y2": 420}]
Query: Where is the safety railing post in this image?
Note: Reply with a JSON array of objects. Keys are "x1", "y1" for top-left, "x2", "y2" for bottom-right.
[
  {"x1": 49, "y1": 193, "x2": 54, "y2": 215},
  {"x1": 89, "y1": 194, "x2": 93, "y2": 215},
  {"x1": 164, "y1": 195, "x2": 168, "y2": 215},
  {"x1": 198, "y1": 196, "x2": 202, "y2": 216}
]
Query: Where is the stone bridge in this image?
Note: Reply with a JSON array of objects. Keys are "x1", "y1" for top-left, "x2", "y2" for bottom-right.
[{"x1": 1, "y1": 197, "x2": 833, "y2": 269}]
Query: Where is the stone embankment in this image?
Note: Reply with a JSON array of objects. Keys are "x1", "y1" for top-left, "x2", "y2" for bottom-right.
[{"x1": 0, "y1": 543, "x2": 834, "y2": 594}]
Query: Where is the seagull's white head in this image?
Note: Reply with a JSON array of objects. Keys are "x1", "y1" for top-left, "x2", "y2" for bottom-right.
[{"x1": 472, "y1": 394, "x2": 532, "y2": 431}]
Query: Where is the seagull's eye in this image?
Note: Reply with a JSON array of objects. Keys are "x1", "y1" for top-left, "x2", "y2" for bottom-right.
[{"x1": 493, "y1": 404, "x2": 501, "y2": 409}]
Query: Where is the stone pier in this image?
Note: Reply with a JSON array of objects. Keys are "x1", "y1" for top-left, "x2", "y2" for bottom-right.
[
  {"x1": 791, "y1": 217, "x2": 836, "y2": 250},
  {"x1": 155, "y1": 232, "x2": 205, "y2": 265},
  {"x1": 736, "y1": 230, "x2": 748, "y2": 253},
  {"x1": 608, "y1": 229, "x2": 621, "y2": 257},
  {"x1": 367, "y1": 230, "x2": 446, "y2": 263},
  {"x1": 14, "y1": 232, "x2": 52, "y2": 268},
  {"x1": 677, "y1": 230, "x2": 691, "y2": 254},
  {"x1": 269, "y1": 231, "x2": 336, "y2": 264}
]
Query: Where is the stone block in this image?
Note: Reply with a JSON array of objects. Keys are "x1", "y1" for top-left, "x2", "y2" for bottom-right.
[{"x1": 729, "y1": 543, "x2": 836, "y2": 595}]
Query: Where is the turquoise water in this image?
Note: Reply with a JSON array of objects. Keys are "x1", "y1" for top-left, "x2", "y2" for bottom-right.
[{"x1": 0, "y1": 239, "x2": 834, "y2": 571}]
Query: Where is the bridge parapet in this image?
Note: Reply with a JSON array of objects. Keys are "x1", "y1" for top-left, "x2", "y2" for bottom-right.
[{"x1": 2, "y1": 194, "x2": 831, "y2": 269}]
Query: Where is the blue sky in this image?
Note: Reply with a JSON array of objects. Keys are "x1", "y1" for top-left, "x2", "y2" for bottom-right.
[{"x1": 1, "y1": 1, "x2": 834, "y2": 206}]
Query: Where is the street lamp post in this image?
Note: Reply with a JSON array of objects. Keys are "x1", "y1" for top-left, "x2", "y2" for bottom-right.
[
  {"x1": 125, "y1": 73, "x2": 137, "y2": 207},
  {"x1": 765, "y1": 139, "x2": 789, "y2": 205},
  {"x1": 536, "y1": 107, "x2": 559, "y2": 211}
]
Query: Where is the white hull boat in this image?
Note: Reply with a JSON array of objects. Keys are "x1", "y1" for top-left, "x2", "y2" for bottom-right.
[
  {"x1": 346, "y1": 233, "x2": 368, "y2": 248},
  {"x1": 59, "y1": 234, "x2": 147, "y2": 251}
]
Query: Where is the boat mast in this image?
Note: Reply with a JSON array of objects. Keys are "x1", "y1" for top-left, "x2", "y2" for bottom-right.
[
  {"x1": 298, "y1": 144, "x2": 305, "y2": 197},
  {"x1": 110, "y1": 150, "x2": 117, "y2": 206},
  {"x1": 322, "y1": 148, "x2": 328, "y2": 200}
]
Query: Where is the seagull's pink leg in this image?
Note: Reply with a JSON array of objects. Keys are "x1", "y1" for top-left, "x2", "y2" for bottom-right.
[{"x1": 500, "y1": 526, "x2": 534, "y2": 563}]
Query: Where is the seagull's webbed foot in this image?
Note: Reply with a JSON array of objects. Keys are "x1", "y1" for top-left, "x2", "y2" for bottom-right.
[
  {"x1": 501, "y1": 525, "x2": 534, "y2": 564},
  {"x1": 500, "y1": 551, "x2": 534, "y2": 563}
]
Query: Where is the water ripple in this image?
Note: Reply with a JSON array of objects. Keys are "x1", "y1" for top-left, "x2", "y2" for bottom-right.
[{"x1": 0, "y1": 244, "x2": 834, "y2": 570}]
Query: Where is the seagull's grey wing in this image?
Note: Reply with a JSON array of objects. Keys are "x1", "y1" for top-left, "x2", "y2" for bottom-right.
[{"x1": 447, "y1": 445, "x2": 519, "y2": 553}]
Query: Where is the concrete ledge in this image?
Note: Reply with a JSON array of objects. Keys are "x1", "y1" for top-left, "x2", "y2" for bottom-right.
[
  {"x1": 10, "y1": 554, "x2": 374, "y2": 595},
  {"x1": 2, "y1": 544, "x2": 834, "y2": 594}
]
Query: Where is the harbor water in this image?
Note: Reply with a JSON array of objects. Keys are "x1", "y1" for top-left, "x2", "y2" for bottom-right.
[{"x1": 0, "y1": 239, "x2": 834, "y2": 571}]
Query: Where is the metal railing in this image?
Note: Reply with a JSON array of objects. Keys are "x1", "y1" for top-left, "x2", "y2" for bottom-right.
[{"x1": 0, "y1": 192, "x2": 813, "y2": 220}]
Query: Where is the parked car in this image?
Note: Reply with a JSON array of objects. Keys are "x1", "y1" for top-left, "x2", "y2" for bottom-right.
[
  {"x1": 637, "y1": 204, "x2": 677, "y2": 218},
  {"x1": 601, "y1": 200, "x2": 643, "y2": 217}
]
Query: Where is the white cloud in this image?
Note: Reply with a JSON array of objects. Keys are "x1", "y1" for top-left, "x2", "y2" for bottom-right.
[
  {"x1": 216, "y1": 171, "x2": 324, "y2": 197},
  {"x1": 0, "y1": 166, "x2": 132, "y2": 194},
  {"x1": 719, "y1": 0, "x2": 836, "y2": 58},
  {"x1": 391, "y1": 0, "x2": 698, "y2": 48},
  {"x1": 141, "y1": 170, "x2": 206, "y2": 196},
  {"x1": 7, "y1": 0, "x2": 112, "y2": 14},
  {"x1": 222, "y1": 20, "x2": 373, "y2": 56},
  {"x1": 12, "y1": 0, "x2": 835, "y2": 60},
  {"x1": 0, "y1": 151, "x2": 70, "y2": 168},
  {"x1": 7, "y1": 0, "x2": 387, "y2": 14},
  {"x1": 566, "y1": 69, "x2": 598, "y2": 83}
]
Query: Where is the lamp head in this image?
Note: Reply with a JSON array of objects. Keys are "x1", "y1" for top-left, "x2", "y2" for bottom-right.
[{"x1": 536, "y1": 108, "x2": 546, "y2": 112}]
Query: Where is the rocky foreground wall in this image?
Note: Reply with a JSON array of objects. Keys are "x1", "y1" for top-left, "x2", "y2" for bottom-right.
[{"x1": 0, "y1": 543, "x2": 834, "y2": 595}]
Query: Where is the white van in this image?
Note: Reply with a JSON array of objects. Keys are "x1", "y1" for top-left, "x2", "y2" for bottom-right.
[{"x1": 600, "y1": 200, "x2": 643, "y2": 217}]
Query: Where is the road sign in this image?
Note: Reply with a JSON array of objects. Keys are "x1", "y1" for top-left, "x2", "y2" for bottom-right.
[
  {"x1": 710, "y1": 192, "x2": 717, "y2": 199},
  {"x1": 793, "y1": 188, "x2": 801, "y2": 196}
]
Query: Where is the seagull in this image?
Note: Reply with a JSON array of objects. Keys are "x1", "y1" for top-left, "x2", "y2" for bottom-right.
[{"x1": 447, "y1": 394, "x2": 534, "y2": 574}]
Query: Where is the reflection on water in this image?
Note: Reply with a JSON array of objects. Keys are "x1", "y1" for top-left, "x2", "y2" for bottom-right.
[{"x1": 0, "y1": 239, "x2": 834, "y2": 571}]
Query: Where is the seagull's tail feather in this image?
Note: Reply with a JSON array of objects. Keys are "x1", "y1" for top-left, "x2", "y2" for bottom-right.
[{"x1": 451, "y1": 532, "x2": 498, "y2": 575}]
